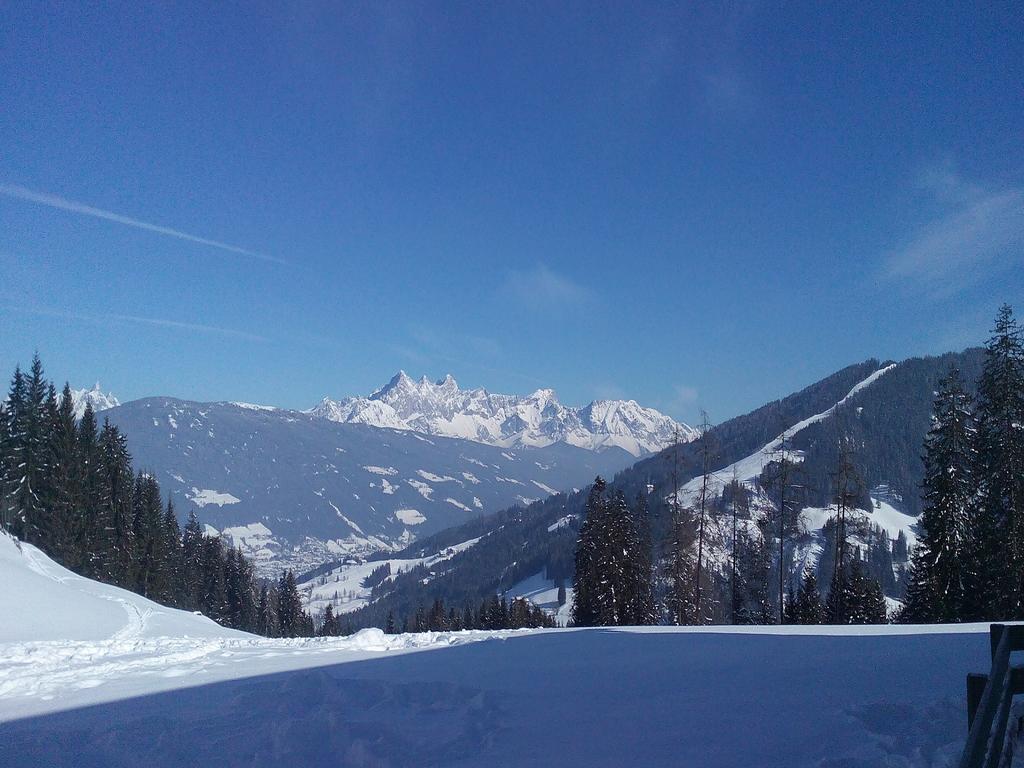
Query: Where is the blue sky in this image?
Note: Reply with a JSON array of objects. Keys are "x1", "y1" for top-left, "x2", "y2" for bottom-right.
[{"x1": 2, "y1": 2, "x2": 1022, "y2": 425}]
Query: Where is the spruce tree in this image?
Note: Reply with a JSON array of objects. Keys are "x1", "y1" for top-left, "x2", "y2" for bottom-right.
[
  {"x1": 77, "y1": 404, "x2": 113, "y2": 581},
  {"x1": 276, "y1": 570, "x2": 306, "y2": 637},
  {"x1": 571, "y1": 478, "x2": 607, "y2": 627},
  {"x1": 0, "y1": 400, "x2": 11, "y2": 532},
  {"x1": 733, "y1": 515, "x2": 774, "y2": 624},
  {"x1": 594, "y1": 491, "x2": 628, "y2": 624},
  {"x1": 162, "y1": 499, "x2": 184, "y2": 604},
  {"x1": 6, "y1": 358, "x2": 51, "y2": 543},
  {"x1": 792, "y1": 570, "x2": 824, "y2": 625},
  {"x1": 181, "y1": 511, "x2": 204, "y2": 609},
  {"x1": 827, "y1": 556, "x2": 887, "y2": 624},
  {"x1": 967, "y1": 305, "x2": 1024, "y2": 619},
  {"x1": 99, "y1": 421, "x2": 135, "y2": 588},
  {"x1": 132, "y1": 473, "x2": 168, "y2": 599},
  {"x1": 903, "y1": 367, "x2": 975, "y2": 622},
  {"x1": 45, "y1": 383, "x2": 79, "y2": 564},
  {"x1": 321, "y1": 604, "x2": 339, "y2": 636}
]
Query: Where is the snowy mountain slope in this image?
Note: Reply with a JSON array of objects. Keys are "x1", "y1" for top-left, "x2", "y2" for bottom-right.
[
  {"x1": 503, "y1": 570, "x2": 574, "y2": 626},
  {"x1": 0, "y1": 534, "x2": 516, "y2": 721},
  {"x1": 678, "y1": 363, "x2": 898, "y2": 502},
  {"x1": 336, "y1": 352, "x2": 985, "y2": 626},
  {"x1": 310, "y1": 371, "x2": 697, "y2": 456},
  {"x1": 0, "y1": 533, "x2": 243, "y2": 644},
  {"x1": 0, "y1": 531, "x2": 992, "y2": 767},
  {"x1": 667, "y1": 363, "x2": 918, "y2": 580},
  {"x1": 299, "y1": 535, "x2": 484, "y2": 616},
  {"x1": 69, "y1": 383, "x2": 119, "y2": 420},
  {"x1": 101, "y1": 397, "x2": 634, "y2": 576}
]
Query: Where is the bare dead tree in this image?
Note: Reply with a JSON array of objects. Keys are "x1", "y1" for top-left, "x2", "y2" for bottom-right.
[
  {"x1": 829, "y1": 442, "x2": 864, "y2": 623},
  {"x1": 767, "y1": 432, "x2": 799, "y2": 624},
  {"x1": 729, "y1": 466, "x2": 742, "y2": 624},
  {"x1": 693, "y1": 411, "x2": 715, "y2": 625}
]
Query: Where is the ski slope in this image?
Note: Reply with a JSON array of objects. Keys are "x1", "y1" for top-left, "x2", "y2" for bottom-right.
[
  {"x1": 681, "y1": 363, "x2": 897, "y2": 501},
  {"x1": 0, "y1": 533, "x2": 988, "y2": 767}
]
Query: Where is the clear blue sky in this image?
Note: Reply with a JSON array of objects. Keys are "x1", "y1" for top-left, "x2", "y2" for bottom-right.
[{"x1": 2, "y1": 2, "x2": 1022, "y2": 425}]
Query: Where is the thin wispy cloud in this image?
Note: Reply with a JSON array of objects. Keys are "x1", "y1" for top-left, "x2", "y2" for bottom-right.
[
  {"x1": 5, "y1": 305, "x2": 268, "y2": 342},
  {"x1": 0, "y1": 183, "x2": 286, "y2": 266},
  {"x1": 500, "y1": 264, "x2": 595, "y2": 310},
  {"x1": 664, "y1": 383, "x2": 700, "y2": 421},
  {"x1": 881, "y1": 169, "x2": 1024, "y2": 295}
]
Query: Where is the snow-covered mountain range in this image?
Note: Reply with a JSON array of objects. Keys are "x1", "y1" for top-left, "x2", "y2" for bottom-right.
[
  {"x1": 310, "y1": 371, "x2": 696, "y2": 456},
  {"x1": 70, "y1": 383, "x2": 120, "y2": 420},
  {"x1": 100, "y1": 397, "x2": 638, "y2": 577}
]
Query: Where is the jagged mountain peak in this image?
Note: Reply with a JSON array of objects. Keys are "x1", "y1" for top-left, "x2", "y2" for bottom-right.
[
  {"x1": 310, "y1": 373, "x2": 694, "y2": 456},
  {"x1": 70, "y1": 383, "x2": 120, "y2": 420}
]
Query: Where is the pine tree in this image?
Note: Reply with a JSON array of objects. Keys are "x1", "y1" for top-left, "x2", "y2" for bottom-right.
[
  {"x1": 967, "y1": 305, "x2": 1024, "y2": 619},
  {"x1": 0, "y1": 399, "x2": 11, "y2": 532},
  {"x1": 594, "y1": 491, "x2": 629, "y2": 624},
  {"x1": 132, "y1": 473, "x2": 168, "y2": 599},
  {"x1": 571, "y1": 478, "x2": 607, "y2": 627},
  {"x1": 181, "y1": 511, "x2": 204, "y2": 609},
  {"x1": 827, "y1": 555, "x2": 887, "y2": 624},
  {"x1": 733, "y1": 515, "x2": 774, "y2": 624},
  {"x1": 77, "y1": 404, "x2": 113, "y2": 581},
  {"x1": 893, "y1": 530, "x2": 909, "y2": 563},
  {"x1": 44, "y1": 383, "x2": 79, "y2": 564},
  {"x1": 902, "y1": 367, "x2": 975, "y2": 622},
  {"x1": 257, "y1": 583, "x2": 279, "y2": 637},
  {"x1": 162, "y1": 499, "x2": 184, "y2": 604},
  {"x1": 321, "y1": 604, "x2": 339, "y2": 637},
  {"x1": 276, "y1": 570, "x2": 306, "y2": 637},
  {"x1": 5, "y1": 357, "x2": 51, "y2": 543},
  {"x1": 792, "y1": 570, "x2": 824, "y2": 625},
  {"x1": 99, "y1": 421, "x2": 135, "y2": 588},
  {"x1": 619, "y1": 492, "x2": 657, "y2": 625}
]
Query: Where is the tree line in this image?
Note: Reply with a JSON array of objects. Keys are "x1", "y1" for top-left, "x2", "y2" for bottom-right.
[
  {"x1": 902, "y1": 304, "x2": 1024, "y2": 622},
  {"x1": 573, "y1": 306, "x2": 1023, "y2": 627},
  {"x1": 0, "y1": 356, "x2": 316, "y2": 637},
  {"x1": 385, "y1": 594, "x2": 557, "y2": 634}
]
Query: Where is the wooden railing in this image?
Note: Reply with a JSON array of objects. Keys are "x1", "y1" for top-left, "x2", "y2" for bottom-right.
[{"x1": 959, "y1": 624, "x2": 1024, "y2": 768}]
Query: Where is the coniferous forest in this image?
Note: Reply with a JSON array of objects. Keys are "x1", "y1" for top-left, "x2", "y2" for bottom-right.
[
  {"x1": 0, "y1": 357, "x2": 315, "y2": 637},
  {"x1": 571, "y1": 305, "x2": 1024, "y2": 627},
  {"x1": 4, "y1": 305, "x2": 1022, "y2": 634}
]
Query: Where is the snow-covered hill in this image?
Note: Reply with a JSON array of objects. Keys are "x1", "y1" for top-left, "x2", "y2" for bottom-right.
[
  {"x1": 0, "y1": 532, "x2": 992, "y2": 766},
  {"x1": 671, "y1": 363, "x2": 919, "y2": 587},
  {"x1": 70, "y1": 383, "x2": 120, "y2": 420},
  {"x1": 0, "y1": 533, "x2": 241, "y2": 644},
  {"x1": 310, "y1": 371, "x2": 697, "y2": 456},
  {"x1": 101, "y1": 397, "x2": 635, "y2": 577}
]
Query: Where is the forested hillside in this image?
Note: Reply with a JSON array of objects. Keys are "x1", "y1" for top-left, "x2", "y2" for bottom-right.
[{"x1": 331, "y1": 347, "x2": 991, "y2": 630}]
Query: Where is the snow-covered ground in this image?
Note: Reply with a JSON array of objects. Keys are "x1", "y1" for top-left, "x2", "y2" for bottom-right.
[
  {"x1": 0, "y1": 534, "x2": 987, "y2": 767},
  {"x1": 503, "y1": 570, "x2": 574, "y2": 626},
  {"x1": 299, "y1": 536, "x2": 482, "y2": 615}
]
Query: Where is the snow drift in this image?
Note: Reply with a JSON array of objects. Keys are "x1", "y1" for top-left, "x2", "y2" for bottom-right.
[{"x1": 0, "y1": 534, "x2": 989, "y2": 767}]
